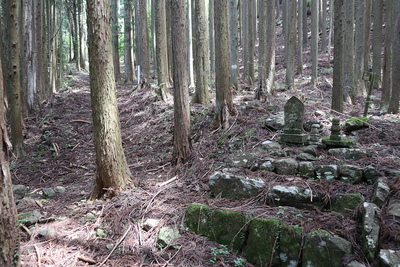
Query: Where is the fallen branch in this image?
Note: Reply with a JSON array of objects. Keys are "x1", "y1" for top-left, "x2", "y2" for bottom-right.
[
  {"x1": 156, "y1": 176, "x2": 177, "y2": 187},
  {"x1": 34, "y1": 245, "x2": 41, "y2": 267},
  {"x1": 99, "y1": 224, "x2": 132, "y2": 266},
  {"x1": 77, "y1": 255, "x2": 97, "y2": 265},
  {"x1": 70, "y1": 120, "x2": 92, "y2": 124}
]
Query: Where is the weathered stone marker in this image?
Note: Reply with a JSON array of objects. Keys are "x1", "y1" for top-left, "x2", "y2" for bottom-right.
[
  {"x1": 280, "y1": 96, "x2": 307, "y2": 144},
  {"x1": 322, "y1": 117, "x2": 354, "y2": 148}
]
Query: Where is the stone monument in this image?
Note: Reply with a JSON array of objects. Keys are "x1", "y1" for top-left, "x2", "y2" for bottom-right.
[
  {"x1": 322, "y1": 117, "x2": 354, "y2": 148},
  {"x1": 280, "y1": 96, "x2": 307, "y2": 144}
]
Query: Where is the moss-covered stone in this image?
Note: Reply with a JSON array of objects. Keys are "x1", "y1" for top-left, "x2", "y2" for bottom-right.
[
  {"x1": 279, "y1": 224, "x2": 303, "y2": 267},
  {"x1": 303, "y1": 230, "x2": 353, "y2": 267},
  {"x1": 185, "y1": 204, "x2": 212, "y2": 236},
  {"x1": 331, "y1": 193, "x2": 363, "y2": 214},
  {"x1": 244, "y1": 218, "x2": 281, "y2": 267},
  {"x1": 209, "y1": 209, "x2": 250, "y2": 252}
]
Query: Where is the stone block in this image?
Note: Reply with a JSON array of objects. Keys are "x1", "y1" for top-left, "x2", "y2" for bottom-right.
[{"x1": 331, "y1": 193, "x2": 363, "y2": 214}]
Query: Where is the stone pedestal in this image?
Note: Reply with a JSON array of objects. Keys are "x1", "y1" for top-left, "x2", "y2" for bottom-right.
[{"x1": 280, "y1": 96, "x2": 307, "y2": 144}]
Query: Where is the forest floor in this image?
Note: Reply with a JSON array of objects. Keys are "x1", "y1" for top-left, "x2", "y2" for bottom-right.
[{"x1": 13, "y1": 45, "x2": 400, "y2": 267}]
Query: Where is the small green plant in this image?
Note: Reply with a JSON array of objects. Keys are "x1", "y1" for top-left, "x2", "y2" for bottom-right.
[
  {"x1": 233, "y1": 257, "x2": 247, "y2": 266},
  {"x1": 210, "y1": 244, "x2": 230, "y2": 263}
]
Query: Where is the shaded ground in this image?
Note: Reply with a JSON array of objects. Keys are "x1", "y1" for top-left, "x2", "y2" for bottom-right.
[{"x1": 13, "y1": 27, "x2": 400, "y2": 267}]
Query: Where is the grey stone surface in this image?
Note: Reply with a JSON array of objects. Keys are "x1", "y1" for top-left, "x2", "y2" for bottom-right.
[
  {"x1": 364, "y1": 166, "x2": 381, "y2": 182},
  {"x1": 315, "y1": 165, "x2": 339, "y2": 180},
  {"x1": 296, "y1": 152, "x2": 319, "y2": 161},
  {"x1": 265, "y1": 112, "x2": 285, "y2": 131},
  {"x1": 157, "y1": 227, "x2": 181, "y2": 248},
  {"x1": 261, "y1": 141, "x2": 282, "y2": 152},
  {"x1": 267, "y1": 185, "x2": 322, "y2": 209},
  {"x1": 42, "y1": 188, "x2": 55, "y2": 197},
  {"x1": 331, "y1": 193, "x2": 363, "y2": 214},
  {"x1": 345, "y1": 261, "x2": 366, "y2": 267},
  {"x1": 328, "y1": 148, "x2": 367, "y2": 160},
  {"x1": 38, "y1": 228, "x2": 56, "y2": 239},
  {"x1": 303, "y1": 230, "x2": 353, "y2": 267},
  {"x1": 280, "y1": 96, "x2": 307, "y2": 144},
  {"x1": 259, "y1": 160, "x2": 275, "y2": 172},
  {"x1": 387, "y1": 196, "x2": 400, "y2": 217},
  {"x1": 18, "y1": 210, "x2": 43, "y2": 226},
  {"x1": 227, "y1": 152, "x2": 256, "y2": 169},
  {"x1": 378, "y1": 249, "x2": 400, "y2": 267},
  {"x1": 298, "y1": 161, "x2": 315, "y2": 178},
  {"x1": 340, "y1": 165, "x2": 364, "y2": 184},
  {"x1": 362, "y1": 202, "x2": 381, "y2": 261},
  {"x1": 302, "y1": 145, "x2": 318, "y2": 156},
  {"x1": 274, "y1": 158, "x2": 298, "y2": 175},
  {"x1": 54, "y1": 186, "x2": 66, "y2": 193},
  {"x1": 371, "y1": 178, "x2": 390, "y2": 207},
  {"x1": 209, "y1": 171, "x2": 265, "y2": 199},
  {"x1": 142, "y1": 218, "x2": 161, "y2": 231},
  {"x1": 13, "y1": 184, "x2": 28, "y2": 200}
]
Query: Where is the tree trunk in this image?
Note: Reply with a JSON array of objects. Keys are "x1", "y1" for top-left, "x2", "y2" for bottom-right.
[
  {"x1": 343, "y1": 0, "x2": 355, "y2": 103},
  {"x1": 4, "y1": 0, "x2": 24, "y2": 157},
  {"x1": 302, "y1": 0, "x2": 308, "y2": 46},
  {"x1": 388, "y1": 0, "x2": 400, "y2": 114},
  {"x1": 354, "y1": 0, "x2": 366, "y2": 97},
  {"x1": 124, "y1": 0, "x2": 134, "y2": 84},
  {"x1": 311, "y1": 0, "x2": 319, "y2": 87},
  {"x1": 229, "y1": 0, "x2": 240, "y2": 91},
  {"x1": 87, "y1": 0, "x2": 136, "y2": 199},
  {"x1": 0, "y1": 23, "x2": 20, "y2": 266},
  {"x1": 209, "y1": 0, "x2": 215, "y2": 81},
  {"x1": 285, "y1": 0, "x2": 296, "y2": 90},
  {"x1": 257, "y1": 0, "x2": 276, "y2": 100},
  {"x1": 192, "y1": 0, "x2": 211, "y2": 104},
  {"x1": 371, "y1": 0, "x2": 383, "y2": 79},
  {"x1": 332, "y1": 0, "x2": 344, "y2": 113},
  {"x1": 171, "y1": 0, "x2": 192, "y2": 166},
  {"x1": 137, "y1": 0, "x2": 150, "y2": 88},
  {"x1": 155, "y1": 0, "x2": 171, "y2": 101},
  {"x1": 320, "y1": 0, "x2": 328, "y2": 52},
  {"x1": 186, "y1": 0, "x2": 195, "y2": 88},
  {"x1": 297, "y1": 0, "x2": 303, "y2": 75},
  {"x1": 111, "y1": 0, "x2": 120, "y2": 80},
  {"x1": 214, "y1": 0, "x2": 236, "y2": 129}
]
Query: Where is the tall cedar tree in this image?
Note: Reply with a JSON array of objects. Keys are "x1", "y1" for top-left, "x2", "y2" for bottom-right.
[
  {"x1": 87, "y1": 0, "x2": 136, "y2": 198},
  {"x1": 171, "y1": 0, "x2": 192, "y2": 165}
]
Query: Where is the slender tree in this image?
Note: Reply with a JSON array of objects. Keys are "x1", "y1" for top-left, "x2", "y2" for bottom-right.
[
  {"x1": 111, "y1": 0, "x2": 120, "y2": 79},
  {"x1": 332, "y1": 0, "x2": 344, "y2": 112},
  {"x1": 311, "y1": 0, "x2": 319, "y2": 87},
  {"x1": 388, "y1": 0, "x2": 400, "y2": 114},
  {"x1": 0, "y1": 30, "x2": 20, "y2": 266},
  {"x1": 192, "y1": 0, "x2": 211, "y2": 104},
  {"x1": 343, "y1": 0, "x2": 355, "y2": 102},
  {"x1": 155, "y1": 0, "x2": 171, "y2": 100},
  {"x1": 171, "y1": 0, "x2": 192, "y2": 165},
  {"x1": 297, "y1": 0, "x2": 303, "y2": 75},
  {"x1": 4, "y1": 0, "x2": 24, "y2": 157},
  {"x1": 229, "y1": 0, "x2": 240, "y2": 91},
  {"x1": 209, "y1": 0, "x2": 215, "y2": 80},
  {"x1": 124, "y1": 0, "x2": 135, "y2": 83},
  {"x1": 87, "y1": 0, "x2": 136, "y2": 199},
  {"x1": 371, "y1": 0, "x2": 383, "y2": 79},
  {"x1": 137, "y1": 0, "x2": 150, "y2": 88},
  {"x1": 354, "y1": 0, "x2": 366, "y2": 96},
  {"x1": 285, "y1": 0, "x2": 296, "y2": 90},
  {"x1": 214, "y1": 0, "x2": 236, "y2": 129}
]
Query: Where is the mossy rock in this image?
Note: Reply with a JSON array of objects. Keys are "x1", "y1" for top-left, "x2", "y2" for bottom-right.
[
  {"x1": 279, "y1": 224, "x2": 303, "y2": 266},
  {"x1": 303, "y1": 230, "x2": 353, "y2": 267},
  {"x1": 331, "y1": 193, "x2": 363, "y2": 214},
  {"x1": 209, "y1": 209, "x2": 250, "y2": 252},
  {"x1": 244, "y1": 218, "x2": 281, "y2": 267},
  {"x1": 185, "y1": 204, "x2": 213, "y2": 236}
]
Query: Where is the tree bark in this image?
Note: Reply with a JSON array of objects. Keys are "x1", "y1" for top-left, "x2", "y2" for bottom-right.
[
  {"x1": 171, "y1": 0, "x2": 192, "y2": 165},
  {"x1": 371, "y1": 0, "x2": 383, "y2": 78},
  {"x1": 285, "y1": 0, "x2": 296, "y2": 90},
  {"x1": 137, "y1": 0, "x2": 150, "y2": 87},
  {"x1": 4, "y1": 0, "x2": 24, "y2": 157},
  {"x1": 343, "y1": 0, "x2": 355, "y2": 103},
  {"x1": 155, "y1": 0, "x2": 171, "y2": 101},
  {"x1": 332, "y1": 0, "x2": 344, "y2": 113},
  {"x1": 111, "y1": 0, "x2": 120, "y2": 80},
  {"x1": 388, "y1": 0, "x2": 400, "y2": 114},
  {"x1": 311, "y1": 0, "x2": 319, "y2": 87},
  {"x1": 229, "y1": 0, "x2": 240, "y2": 91},
  {"x1": 214, "y1": 0, "x2": 236, "y2": 129},
  {"x1": 124, "y1": 0, "x2": 135, "y2": 84},
  {"x1": 192, "y1": 0, "x2": 211, "y2": 104},
  {"x1": 354, "y1": 0, "x2": 366, "y2": 97},
  {"x1": 87, "y1": 0, "x2": 135, "y2": 199}
]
